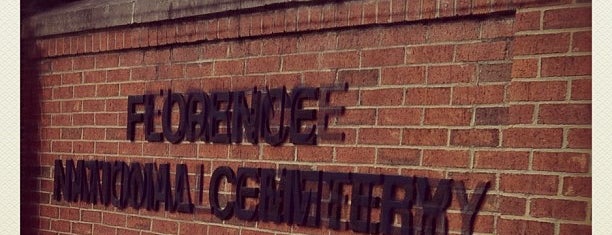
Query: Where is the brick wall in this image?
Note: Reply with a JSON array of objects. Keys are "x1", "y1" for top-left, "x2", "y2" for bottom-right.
[{"x1": 24, "y1": 0, "x2": 591, "y2": 234}]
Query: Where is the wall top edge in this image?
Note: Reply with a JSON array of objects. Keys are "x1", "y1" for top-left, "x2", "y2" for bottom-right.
[{"x1": 23, "y1": 0, "x2": 315, "y2": 38}]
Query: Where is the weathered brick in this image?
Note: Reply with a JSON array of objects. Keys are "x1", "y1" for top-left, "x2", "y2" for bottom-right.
[
  {"x1": 502, "y1": 128, "x2": 563, "y2": 148},
  {"x1": 424, "y1": 108, "x2": 472, "y2": 126},
  {"x1": 543, "y1": 7, "x2": 591, "y2": 29},
  {"x1": 541, "y1": 56, "x2": 591, "y2": 77},
  {"x1": 402, "y1": 128, "x2": 447, "y2": 146},
  {"x1": 452, "y1": 85, "x2": 505, "y2": 104},
  {"x1": 508, "y1": 81, "x2": 567, "y2": 101},
  {"x1": 381, "y1": 66, "x2": 425, "y2": 85},
  {"x1": 541, "y1": 103, "x2": 591, "y2": 124},
  {"x1": 360, "y1": 88, "x2": 403, "y2": 106},
  {"x1": 514, "y1": 33, "x2": 570, "y2": 55},
  {"x1": 530, "y1": 198, "x2": 588, "y2": 221},
  {"x1": 451, "y1": 129, "x2": 499, "y2": 147},
  {"x1": 422, "y1": 150, "x2": 470, "y2": 168},
  {"x1": 475, "y1": 151, "x2": 530, "y2": 170},
  {"x1": 497, "y1": 219, "x2": 554, "y2": 235},
  {"x1": 456, "y1": 41, "x2": 508, "y2": 62},
  {"x1": 405, "y1": 87, "x2": 451, "y2": 105},
  {"x1": 500, "y1": 174, "x2": 558, "y2": 195},
  {"x1": 533, "y1": 151, "x2": 590, "y2": 173},
  {"x1": 361, "y1": 47, "x2": 405, "y2": 67},
  {"x1": 428, "y1": 64, "x2": 475, "y2": 84}
]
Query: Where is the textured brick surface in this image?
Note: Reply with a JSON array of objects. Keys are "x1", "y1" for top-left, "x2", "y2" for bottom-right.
[{"x1": 26, "y1": 0, "x2": 591, "y2": 234}]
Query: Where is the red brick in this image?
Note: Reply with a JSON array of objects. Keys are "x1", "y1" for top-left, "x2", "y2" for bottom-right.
[
  {"x1": 95, "y1": 142, "x2": 118, "y2": 154},
  {"x1": 428, "y1": 20, "x2": 480, "y2": 42},
  {"x1": 538, "y1": 104, "x2": 591, "y2": 124},
  {"x1": 336, "y1": 147, "x2": 375, "y2": 164},
  {"x1": 93, "y1": 224, "x2": 116, "y2": 234},
  {"x1": 511, "y1": 58, "x2": 538, "y2": 78},
  {"x1": 297, "y1": 33, "x2": 336, "y2": 52},
  {"x1": 562, "y1": 176, "x2": 591, "y2": 197},
  {"x1": 508, "y1": 81, "x2": 566, "y2": 101},
  {"x1": 533, "y1": 151, "x2": 590, "y2": 173},
  {"x1": 428, "y1": 64, "x2": 475, "y2": 84},
  {"x1": 358, "y1": 128, "x2": 401, "y2": 145},
  {"x1": 378, "y1": 108, "x2": 421, "y2": 126},
  {"x1": 52, "y1": 87, "x2": 73, "y2": 99},
  {"x1": 214, "y1": 60, "x2": 244, "y2": 76},
  {"x1": 500, "y1": 174, "x2": 558, "y2": 195},
  {"x1": 266, "y1": 73, "x2": 301, "y2": 87},
  {"x1": 502, "y1": 128, "x2": 563, "y2": 148},
  {"x1": 543, "y1": 7, "x2": 591, "y2": 29},
  {"x1": 96, "y1": 53, "x2": 119, "y2": 68},
  {"x1": 73, "y1": 56, "x2": 95, "y2": 70},
  {"x1": 456, "y1": 41, "x2": 508, "y2": 62},
  {"x1": 405, "y1": 87, "x2": 450, "y2": 105},
  {"x1": 479, "y1": 63, "x2": 512, "y2": 82},
  {"x1": 261, "y1": 146, "x2": 294, "y2": 161},
  {"x1": 402, "y1": 128, "x2": 447, "y2": 146},
  {"x1": 337, "y1": 69, "x2": 379, "y2": 87},
  {"x1": 171, "y1": 46, "x2": 200, "y2": 62},
  {"x1": 151, "y1": 219, "x2": 178, "y2": 234},
  {"x1": 282, "y1": 53, "x2": 319, "y2": 71},
  {"x1": 361, "y1": 47, "x2": 405, "y2": 67},
  {"x1": 451, "y1": 129, "x2": 499, "y2": 147},
  {"x1": 72, "y1": 222, "x2": 92, "y2": 234},
  {"x1": 481, "y1": 17, "x2": 514, "y2": 38},
  {"x1": 423, "y1": 150, "x2": 470, "y2": 168},
  {"x1": 337, "y1": 29, "x2": 381, "y2": 49},
  {"x1": 497, "y1": 218, "x2": 554, "y2": 235},
  {"x1": 572, "y1": 31, "x2": 591, "y2": 52},
  {"x1": 406, "y1": 45, "x2": 454, "y2": 64},
  {"x1": 514, "y1": 33, "x2": 570, "y2": 55},
  {"x1": 144, "y1": 49, "x2": 170, "y2": 64},
  {"x1": 50, "y1": 220, "x2": 70, "y2": 233},
  {"x1": 320, "y1": 51, "x2": 359, "y2": 68},
  {"x1": 246, "y1": 56, "x2": 280, "y2": 73},
  {"x1": 568, "y1": 128, "x2": 591, "y2": 149},
  {"x1": 97, "y1": 84, "x2": 119, "y2": 97},
  {"x1": 541, "y1": 56, "x2": 591, "y2": 77},
  {"x1": 119, "y1": 51, "x2": 144, "y2": 66},
  {"x1": 107, "y1": 69, "x2": 130, "y2": 82},
  {"x1": 530, "y1": 198, "x2": 587, "y2": 220},
  {"x1": 337, "y1": 108, "x2": 376, "y2": 125},
  {"x1": 452, "y1": 85, "x2": 505, "y2": 104},
  {"x1": 127, "y1": 216, "x2": 151, "y2": 230},
  {"x1": 379, "y1": 24, "x2": 426, "y2": 46},
  {"x1": 179, "y1": 222, "x2": 208, "y2": 235},
  {"x1": 103, "y1": 212, "x2": 126, "y2": 226},
  {"x1": 377, "y1": 148, "x2": 420, "y2": 165},
  {"x1": 560, "y1": 224, "x2": 592, "y2": 235},
  {"x1": 52, "y1": 57, "x2": 72, "y2": 71},
  {"x1": 515, "y1": 11, "x2": 540, "y2": 31},
  {"x1": 424, "y1": 108, "x2": 471, "y2": 126},
  {"x1": 360, "y1": 88, "x2": 403, "y2": 106},
  {"x1": 185, "y1": 62, "x2": 213, "y2": 78},
  {"x1": 296, "y1": 146, "x2": 333, "y2": 162},
  {"x1": 571, "y1": 79, "x2": 591, "y2": 100},
  {"x1": 498, "y1": 196, "x2": 527, "y2": 216},
  {"x1": 474, "y1": 151, "x2": 530, "y2": 170},
  {"x1": 381, "y1": 66, "x2": 425, "y2": 85},
  {"x1": 159, "y1": 64, "x2": 184, "y2": 79},
  {"x1": 447, "y1": 172, "x2": 496, "y2": 190},
  {"x1": 61, "y1": 72, "x2": 82, "y2": 85},
  {"x1": 202, "y1": 42, "x2": 228, "y2": 59},
  {"x1": 74, "y1": 85, "x2": 96, "y2": 98}
]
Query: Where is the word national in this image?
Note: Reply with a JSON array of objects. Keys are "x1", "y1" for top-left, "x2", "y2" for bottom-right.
[
  {"x1": 53, "y1": 159, "x2": 489, "y2": 235},
  {"x1": 126, "y1": 83, "x2": 348, "y2": 146}
]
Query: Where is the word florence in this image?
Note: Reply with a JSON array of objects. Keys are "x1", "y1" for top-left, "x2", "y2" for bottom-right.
[
  {"x1": 54, "y1": 160, "x2": 489, "y2": 235},
  {"x1": 126, "y1": 83, "x2": 348, "y2": 145}
]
